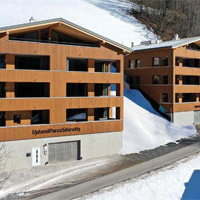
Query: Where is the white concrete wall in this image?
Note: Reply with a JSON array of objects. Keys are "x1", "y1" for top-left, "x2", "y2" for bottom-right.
[
  {"x1": 1, "y1": 132, "x2": 122, "y2": 172},
  {"x1": 173, "y1": 111, "x2": 194, "y2": 126}
]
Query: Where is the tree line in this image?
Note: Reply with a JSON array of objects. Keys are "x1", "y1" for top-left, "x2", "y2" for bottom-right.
[{"x1": 130, "y1": 0, "x2": 200, "y2": 40}]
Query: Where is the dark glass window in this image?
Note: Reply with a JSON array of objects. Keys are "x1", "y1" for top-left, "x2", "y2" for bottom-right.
[
  {"x1": 95, "y1": 84, "x2": 108, "y2": 96},
  {"x1": 162, "y1": 76, "x2": 168, "y2": 84},
  {"x1": 162, "y1": 93, "x2": 168, "y2": 102},
  {"x1": 182, "y1": 93, "x2": 196, "y2": 102},
  {"x1": 176, "y1": 57, "x2": 180, "y2": 66},
  {"x1": 15, "y1": 83, "x2": 49, "y2": 97},
  {"x1": 14, "y1": 114, "x2": 21, "y2": 124},
  {"x1": 135, "y1": 76, "x2": 140, "y2": 85},
  {"x1": 67, "y1": 83, "x2": 87, "y2": 97},
  {"x1": 94, "y1": 108, "x2": 109, "y2": 121},
  {"x1": 67, "y1": 109, "x2": 87, "y2": 122},
  {"x1": 136, "y1": 59, "x2": 140, "y2": 68},
  {"x1": 67, "y1": 59, "x2": 88, "y2": 71},
  {"x1": 95, "y1": 61, "x2": 109, "y2": 72},
  {"x1": 128, "y1": 76, "x2": 134, "y2": 85},
  {"x1": 0, "y1": 82, "x2": 5, "y2": 98},
  {"x1": 0, "y1": 112, "x2": 5, "y2": 126},
  {"x1": 0, "y1": 55, "x2": 5, "y2": 69},
  {"x1": 15, "y1": 56, "x2": 49, "y2": 70},
  {"x1": 31, "y1": 110, "x2": 49, "y2": 124},
  {"x1": 10, "y1": 31, "x2": 39, "y2": 42},
  {"x1": 162, "y1": 57, "x2": 168, "y2": 66}
]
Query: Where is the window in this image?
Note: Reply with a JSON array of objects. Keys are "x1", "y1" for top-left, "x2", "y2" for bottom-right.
[
  {"x1": 135, "y1": 76, "x2": 140, "y2": 86},
  {"x1": 95, "y1": 61, "x2": 109, "y2": 72},
  {"x1": 128, "y1": 76, "x2": 134, "y2": 85},
  {"x1": 15, "y1": 83, "x2": 50, "y2": 97},
  {"x1": 31, "y1": 110, "x2": 49, "y2": 124},
  {"x1": 0, "y1": 55, "x2": 5, "y2": 69},
  {"x1": 15, "y1": 56, "x2": 50, "y2": 70},
  {"x1": 182, "y1": 93, "x2": 196, "y2": 102},
  {"x1": 162, "y1": 93, "x2": 168, "y2": 102},
  {"x1": 162, "y1": 76, "x2": 168, "y2": 84},
  {"x1": 67, "y1": 59, "x2": 88, "y2": 71},
  {"x1": 162, "y1": 57, "x2": 168, "y2": 66},
  {"x1": 94, "y1": 108, "x2": 109, "y2": 121},
  {"x1": 153, "y1": 57, "x2": 160, "y2": 67},
  {"x1": 136, "y1": 59, "x2": 140, "y2": 68},
  {"x1": 152, "y1": 75, "x2": 159, "y2": 84},
  {"x1": 0, "y1": 82, "x2": 5, "y2": 98},
  {"x1": 14, "y1": 115, "x2": 21, "y2": 124},
  {"x1": 129, "y1": 60, "x2": 135, "y2": 69},
  {"x1": 67, "y1": 109, "x2": 87, "y2": 122},
  {"x1": 0, "y1": 112, "x2": 5, "y2": 126},
  {"x1": 95, "y1": 84, "x2": 108, "y2": 96},
  {"x1": 67, "y1": 83, "x2": 87, "y2": 97},
  {"x1": 176, "y1": 57, "x2": 180, "y2": 66}
]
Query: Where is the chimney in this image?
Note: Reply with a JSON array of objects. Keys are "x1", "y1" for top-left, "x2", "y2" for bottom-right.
[
  {"x1": 131, "y1": 42, "x2": 134, "y2": 48},
  {"x1": 174, "y1": 33, "x2": 179, "y2": 40},
  {"x1": 29, "y1": 17, "x2": 35, "y2": 23},
  {"x1": 155, "y1": 38, "x2": 160, "y2": 44}
]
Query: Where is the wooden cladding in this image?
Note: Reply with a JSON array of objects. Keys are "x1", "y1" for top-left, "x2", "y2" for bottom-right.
[
  {"x1": 125, "y1": 45, "x2": 200, "y2": 113},
  {"x1": 0, "y1": 32, "x2": 124, "y2": 141},
  {"x1": 0, "y1": 120, "x2": 123, "y2": 142}
]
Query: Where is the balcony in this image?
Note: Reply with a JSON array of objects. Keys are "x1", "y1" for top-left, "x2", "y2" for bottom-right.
[{"x1": 9, "y1": 29, "x2": 99, "y2": 48}]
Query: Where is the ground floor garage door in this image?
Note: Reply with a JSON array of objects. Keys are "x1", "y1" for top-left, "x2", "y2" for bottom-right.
[
  {"x1": 48, "y1": 141, "x2": 80, "y2": 164},
  {"x1": 194, "y1": 111, "x2": 200, "y2": 124}
]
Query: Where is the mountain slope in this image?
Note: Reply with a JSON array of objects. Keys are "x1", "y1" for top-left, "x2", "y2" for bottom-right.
[{"x1": 0, "y1": 0, "x2": 156, "y2": 47}]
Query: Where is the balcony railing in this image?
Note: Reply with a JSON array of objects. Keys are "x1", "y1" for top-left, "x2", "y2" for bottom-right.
[{"x1": 9, "y1": 37, "x2": 99, "y2": 48}]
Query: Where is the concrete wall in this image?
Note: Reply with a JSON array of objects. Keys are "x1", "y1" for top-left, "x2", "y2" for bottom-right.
[
  {"x1": 1, "y1": 132, "x2": 122, "y2": 172},
  {"x1": 173, "y1": 111, "x2": 194, "y2": 126}
]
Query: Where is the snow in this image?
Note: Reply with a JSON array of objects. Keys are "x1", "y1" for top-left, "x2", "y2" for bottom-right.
[
  {"x1": 0, "y1": 0, "x2": 156, "y2": 47},
  {"x1": 80, "y1": 153, "x2": 200, "y2": 200},
  {"x1": 121, "y1": 88, "x2": 197, "y2": 154}
]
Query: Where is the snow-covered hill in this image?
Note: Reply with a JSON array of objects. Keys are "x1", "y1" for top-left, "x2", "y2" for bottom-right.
[
  {"x1": 0, "y1": 0, "x2": 156, "y2": 47},
  {"x1": 0, "y1": 0, "x2": 197, "y2": 154}
]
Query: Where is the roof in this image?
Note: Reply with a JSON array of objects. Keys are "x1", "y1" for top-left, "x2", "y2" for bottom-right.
[
  {"x1": 132, "y1": 36, "x2": 200, "y2": 52},
  {"x1": 0, "y1": 18, "x2": 132, "y2": 53}
]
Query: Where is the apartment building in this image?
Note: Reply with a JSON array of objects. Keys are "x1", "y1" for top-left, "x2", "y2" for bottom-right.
[
  {"x1": 0, "y1": 18, "x2": 131, "y2": 171},
  {"x1": 125, "y1": 36, "x2": 200, "y2": 126}
]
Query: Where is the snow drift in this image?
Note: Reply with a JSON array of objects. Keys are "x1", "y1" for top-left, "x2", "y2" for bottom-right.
[{"x1": 120, "y1": 88, "x2": 197, "y2": 154}]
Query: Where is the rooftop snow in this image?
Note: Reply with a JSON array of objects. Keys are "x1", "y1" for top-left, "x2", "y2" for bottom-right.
[{"x1": 132, "y1": 36, "x2": 200, "y2": 52}]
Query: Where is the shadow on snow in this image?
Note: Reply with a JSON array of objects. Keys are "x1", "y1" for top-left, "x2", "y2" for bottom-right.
[{"x1": 182, "y1": 170, "x2": 200, "y2": 200}]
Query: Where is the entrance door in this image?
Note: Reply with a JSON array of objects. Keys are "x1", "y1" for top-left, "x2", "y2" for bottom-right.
[{"x1": 32, "y1": 147, "x2": 41, "y2": 166}]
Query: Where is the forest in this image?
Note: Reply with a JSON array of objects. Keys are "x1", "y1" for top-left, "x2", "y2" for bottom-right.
[{"x1": 130, "y1": 0, "x2": 200, "y2": 40}]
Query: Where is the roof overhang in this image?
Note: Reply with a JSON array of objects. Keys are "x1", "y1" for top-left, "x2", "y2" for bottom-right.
[{"x1": 0, "y1": 18, "x2": 132, "y2": 53}]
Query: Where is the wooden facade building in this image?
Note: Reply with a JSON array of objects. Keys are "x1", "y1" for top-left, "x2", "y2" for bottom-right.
[
  {"x1": 0, "y1": 18, "x2": 131, "y2": 170},
  {"x1": 125, "y1": 36, "x2": 200, "y2": 125}
]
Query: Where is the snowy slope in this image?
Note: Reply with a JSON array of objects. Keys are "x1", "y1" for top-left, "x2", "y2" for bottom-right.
[
  {"x1": 0, "y1": 0, "x2": 156, "y2": 47},
  {"x1": 81, "y1": 153, "x2": 200, "y2": 200},
  {"x1": 121, "y1": 89, "x2": 196, "y2": 154}
]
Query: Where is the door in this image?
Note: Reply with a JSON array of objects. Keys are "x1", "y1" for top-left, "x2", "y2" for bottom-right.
[
  {"x1": 32, "y1": 147, "x2": 41, "y2": 166},
  {"x1": 194, "y1": 111, "x2": 200, "y2": 124},
  {"x1": 48, "y1": 141, "x2": 80, "y2": 164}
]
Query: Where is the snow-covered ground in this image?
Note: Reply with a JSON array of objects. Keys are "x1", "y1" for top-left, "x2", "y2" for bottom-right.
[
  {"x1": 0, "y1": 0, "x2": 156, "y2": 47},
  {"x1": 80, "y1": 153, "x2": 200, "y2": 200},
  {"x1": 121, "y1": 88, "x2": 197, "y2": 154}
]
